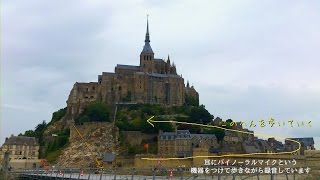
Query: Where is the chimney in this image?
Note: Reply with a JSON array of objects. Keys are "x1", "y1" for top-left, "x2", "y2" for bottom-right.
[{"x1": 5, "y1": 137, "x2": 8, "y2": 142}]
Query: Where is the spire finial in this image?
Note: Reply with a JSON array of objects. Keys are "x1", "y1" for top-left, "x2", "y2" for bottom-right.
[
  {"x1": 141, "y1": 15, "x2": 153, "y2": 54},
  {"x1": 168, "y1": 54, "x2": 170, "y2": 61},
  {"x1": 145, "y1": 14, "x2": 150, "y2": 43}
]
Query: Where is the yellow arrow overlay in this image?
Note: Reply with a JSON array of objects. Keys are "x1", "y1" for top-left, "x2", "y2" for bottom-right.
[{"x1": 142, "y1": 116, "x2": 301, "y2": 161}]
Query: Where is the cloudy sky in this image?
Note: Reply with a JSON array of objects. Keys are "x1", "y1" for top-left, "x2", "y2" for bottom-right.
[{"x1": 2, "y1": 0, "x2": 320, "y2": 149}]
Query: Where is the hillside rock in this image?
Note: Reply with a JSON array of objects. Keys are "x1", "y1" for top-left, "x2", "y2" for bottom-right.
[{"x1": 57, "y1": 122, "x2": 119, "y2": 168}]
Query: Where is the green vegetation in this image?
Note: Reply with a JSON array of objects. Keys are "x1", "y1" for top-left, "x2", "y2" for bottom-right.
[
  {"x1": 46, "y1": 149, "x2": 62, "y2": 163},
  {"x1": 203, "y1": 127, "x2": 225, "y2": 143},
  {"x1": 185, "y1": 95, "x2": 199, "y2": 106},
  {"x1": 21, "y1": 108, "x2": 69, "y2": 160},
  {"x1": 115, "y1": 103, "x2": 213, "y2": 134},
  {"x1": 48, "y1": 107, "x2": 67, "y2": 125},
  {"x1": 186, "y1": 105, "x2": 213, "y2": 124},
  {"x1": 203, "y1": 118, "x2": 235, "y2": 143},
  {"x1": 122, "y1": 91, "x2": 132, "y2": 102},
  {"x1": 18, "y1": 99, "x2": 237, "y2": 159},
  {"x1": 44, "y1": 128, "x2": 70, "y2": 163},
  {"x1": 75, "y1": 102, "x2": 111, "y2": 124},
  {"x1": 116, "y1": 108, "x2": 173, "y2": 133}
]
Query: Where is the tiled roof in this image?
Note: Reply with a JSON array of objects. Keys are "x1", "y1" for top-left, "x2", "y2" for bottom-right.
[
  {"x1": 159, "y1": 130, "x2": 216, "y2": 140},
  {"x1": 154, "y1": 58, "x2": 165, "y2": 62},
  {"x1": 135, "y1": 72, "x2": 181, "y2": 78},
  {"x1": 3, "y1": 136, "x2": 38, "y2": 146},
  {"x1": 285, "y1": 137, "x2": 314, "y2": 146},
  {"x1": 116, "y1": 64, "x2": 140, "y2": 70},
  {"x1": 191, "y1": 134, "x2": 216, "y2": 139},
  {"x1": 142, "y1": 43, "x2": 153, "y2": 53}
]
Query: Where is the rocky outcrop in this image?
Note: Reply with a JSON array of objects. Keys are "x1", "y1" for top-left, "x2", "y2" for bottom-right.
[
  {"x1": 57, "y1": 122, "x2": 119, "y2": 168},
  {"x1": 44, "y1": 116, "x2": 70, "y2": 137}
]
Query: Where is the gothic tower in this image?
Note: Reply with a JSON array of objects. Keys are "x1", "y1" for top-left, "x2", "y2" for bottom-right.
[{"x1": 140, "y1": 16, "x2": 154, "y2": 73}]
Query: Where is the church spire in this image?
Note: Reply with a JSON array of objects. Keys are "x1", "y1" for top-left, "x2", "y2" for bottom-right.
[
  {"x1": 141, "y1": 15, "x2": 153, "y2": 54},
  {"x1": 145, "y1": 15, "x2": 150, "y2": 43}
]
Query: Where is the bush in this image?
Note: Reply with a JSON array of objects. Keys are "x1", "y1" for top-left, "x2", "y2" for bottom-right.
[
  {"x1": 186, "y1": 105, "x2": 214, "y2": 124},
  {"x1": 46, "y1": 150, "x2": 62, "y2": 164},
  {"x1": 185, "y1": 95, "x2": 199, "y2": 106},
  {"x1": 75, "y1": 102, "x2": 110, "y2": 124},
  {"x1": 49, "y1": 108, "x2": 67, "y2": 125},
  {"x1": 140, "y1": 116, "x2": 174, "y2": 134}
]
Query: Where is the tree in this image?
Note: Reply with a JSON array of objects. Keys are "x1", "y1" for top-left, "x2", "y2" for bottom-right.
[
  {"x1": 186, "y1": 105, "x2": 214, "y2": 124},
  {"x1": 185, "y1": 95, "x2": 199, "y2": 106},
  {"x1": 225, "y1": 119, "x2": 235, "y2": 129},
  {"x1": 76, "y1": 115, "x2": 90, "y2": 125},
  {"x1": 23, "y1": 130, "x2": 36, "y2": 137},
  {"x1": 140, "y1": 116, "x2": 173, "y2": 133},
  {"x1": 49, "y1": 108, "x2": 67, "y2": 125},
  {"x1": 84, "y1": 102, "x2": 110, "y2": 122},
  {"x1": 75, "y1": 102, "x2": 110, "y2": 124}
]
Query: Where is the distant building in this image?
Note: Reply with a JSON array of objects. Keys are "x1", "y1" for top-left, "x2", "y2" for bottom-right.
[
  {"x1": 285, "y1": 137, "x2": 315, "y2": 155},
  {"x1": 241, "y1": 128, "x2": 254, "y2": 142},
  {"x1": 1, "y1": 135, "x2": 39, "y2": 160},
  {"x1": 66, "y1": 18, "x2": 199, "y2": 118},
  {"x1": 267, "y1": 138, "x2": 284, "y2": 152},
  {"x1": 158, "y1": 130, "x2": 217, "y2": 157},
  {"x1": 224, "y1": 131, "x2": 241, "y2": 143}
]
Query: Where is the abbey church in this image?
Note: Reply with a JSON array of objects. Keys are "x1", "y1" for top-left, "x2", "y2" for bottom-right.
[{"x1": 66, "y1": 19, "x2": 199, "y2": 116}]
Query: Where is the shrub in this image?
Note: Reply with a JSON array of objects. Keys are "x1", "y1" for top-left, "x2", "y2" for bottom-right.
[{"x1": 75, "y1": 102, "x2": 110, "y2": 124}]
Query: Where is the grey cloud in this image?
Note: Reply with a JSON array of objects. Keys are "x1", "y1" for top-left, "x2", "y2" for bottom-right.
[{"x1": 2, "y1": 0, "x2": 320, "y2": 149}]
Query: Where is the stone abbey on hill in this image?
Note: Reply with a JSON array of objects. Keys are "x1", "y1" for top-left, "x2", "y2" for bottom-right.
[{"x1": 66, "y1": 19, "x2": 199, "y2": 116}]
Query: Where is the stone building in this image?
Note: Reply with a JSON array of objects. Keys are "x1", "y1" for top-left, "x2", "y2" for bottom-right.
[
  {"x1": 66, "y1": 18, "x2": 199, "y2": 117},
  {"x1": 284, "y1": 137, "x2": 315, "y2": 155},
  {"x1": 0, "y1": 135, "x2": 39, "y2": 160},
  {"x1": 158, "y1": 130, "x2": 217, "y2": 157}
]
